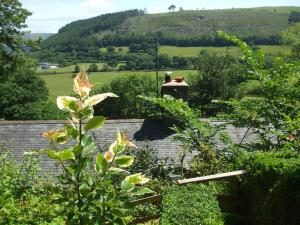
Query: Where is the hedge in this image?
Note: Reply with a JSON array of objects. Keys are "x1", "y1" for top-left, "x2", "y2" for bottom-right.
[
  {"x1": 237, "y1": 150, "x2": 300, "y2": 225},
  {"x1": 161, "y1": 184, "x2": 224, "y2": 225}
]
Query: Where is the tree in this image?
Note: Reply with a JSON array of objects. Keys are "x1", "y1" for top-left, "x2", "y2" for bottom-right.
[
  {"x1": 0, "y1": 0, "x2": 49, "y2": 120},
  {"x1": 74, "y1": 64, "x2": 80, "y2": 73},
  {"x1": 288, "y1": 11, "x2": 300, "y2": 24},
  {"x1": 189, "y1": 52, "x2": 243, "y2": 115},
  {"x1": 106, "y1": 46, "x2": 115, "y2": 53},
  {"x1": 92, "y1": 74, "x2": 159, "y2": 118},
  {"x1": 219, "y1": 31, "x2": 300, "y2": 151},
  {"x1": 168, "y1": 5, "x2": 176, "y2": 12},
  {"x1": 282, "y1": 22, "x2": 300, "y2": 59},
  {"x1": 0, "y1": 0, "x2": 31, "y2": 81},
  {"x1": 87, "y1": 63, "x2": 98, "y2": 72}
]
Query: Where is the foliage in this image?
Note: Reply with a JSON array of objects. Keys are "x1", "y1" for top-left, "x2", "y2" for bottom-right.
[
  {"x1": 189, "y1": 52, "x2": 245, "y2": 115},
  {"x1": 140, "y1": 95, "x2": 236, "y2": 176},
  {"x1": 0, "y1": 0, "x2": 50, "y2": 120},
  {"x1": 288, "y1": 11, "x2": 300, "y2": 23},
  {"x1": 218, "y1": 31, "x2": 300, "y2": 151},
  {"x1": 0, "y1": 148, "x2": 61, "y2": 224},
  {"x1": 87, "y1": 63, "x2": 99, "y2": 72},
  {"x1": 0, "y1": 0, "x2": 32, "y2": 81},
  {"x1": 74, "y1": 64, "x2": 80, "y2": 73},
  {"x1": 0, "y1": 73, "x2": 49, "y2": 120},
  {"x1": 27, "y1": 71, "x2": 152, "y2": 224},
  {"x1": 282, "y1": 22, "x2": 300, "y2": 59},
  {"x1": 128, "y1": 144, "x2": 176, "y2": 181},
  {"x1": 235, "y1": 150, "x2": 300, "y2": 225},
  {"x1": 161, "y1": 184, "x2": 224, "y2": 225},
  {"x1": 168, "y1": 5, "x2": 176, "y2": 12},
  {"x1": 92, "y1": 74, "x2": 161, "y2": 119}
]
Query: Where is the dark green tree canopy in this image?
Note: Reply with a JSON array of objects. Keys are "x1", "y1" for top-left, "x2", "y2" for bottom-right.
[
  {"x1": 0, "y1": 0, "x2": 32, "y2": 81},
  {"x1": 0, "y1": 0, "x2": 49, "y2": 120},
  {"x1": 288, "y1": 11, "x2": 300, "y2": 24}
]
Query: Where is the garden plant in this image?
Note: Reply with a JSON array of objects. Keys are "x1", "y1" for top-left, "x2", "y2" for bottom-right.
[{"x1": 26, "y1": 70, "x2": 153, "y2": 224}]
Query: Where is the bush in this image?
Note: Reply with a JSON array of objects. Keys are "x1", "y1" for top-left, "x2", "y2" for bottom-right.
[
  {"x1": 161, "y1": 184, "x2": 224, "y2": 225},
  {"x1": 92, "y1": 74, "x2": 162, "y2": 118},
  {"x1": 128, "y1": 144, "x2": 176, "y2": 181},
  {"x1": 0, "y1": 149, "x2": 61, "y2": 224},
  {"x1": 87, "y1": 63, "x2": 99, "y2": 72},
  {"x1": 236, "y1": 150, "x2": 300, "y2": 225}
]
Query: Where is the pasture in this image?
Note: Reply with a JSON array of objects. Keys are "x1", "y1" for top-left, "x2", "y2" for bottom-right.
[
  {"x1": 99, "y1": 45, "x2": 289, "y2": 57},
  {"x1": 159, "y1": 45, "x2": 290, "y2": 57},
  {"x1": 39, "y1": 70, "x2": 197, "y2": 99}
]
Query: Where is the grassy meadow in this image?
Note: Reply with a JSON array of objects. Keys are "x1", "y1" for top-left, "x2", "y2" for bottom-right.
[
  {"x1": 159, "y1": 45, "x2": 290, "y2": 57},
  {"x1": 99, "y1": 45, "x2": 290, "y2": 57},
  {"x1": 39, "y1": 70, "x2": 197, "y2": 99}
]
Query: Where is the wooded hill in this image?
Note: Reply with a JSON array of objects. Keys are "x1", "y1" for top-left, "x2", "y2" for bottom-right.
[{"x1": 41, "y1": 7, "x2": 300, "y2": 53}]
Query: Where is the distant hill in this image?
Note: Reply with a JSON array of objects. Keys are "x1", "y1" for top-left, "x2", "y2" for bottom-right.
[
  {"x1": 41, "y1": 7, "x2": 300, "y2": 53},
  {"x1": 24, "y1": 33, "x2": 53, "y2": 40}
]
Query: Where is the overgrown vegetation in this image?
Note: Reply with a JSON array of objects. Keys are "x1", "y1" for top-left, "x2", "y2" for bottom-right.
[
  {"x1": 140, "y1": 95, "x2": 235, "y2": 176},
  {"x1": 218, "y1": 31, "x2": 300, "y2": 151},
  {"x1": 236, "y1": 150, "x2": 300, "y2": 225},
  {"x1": 161, "y1": 184, "x2": 224, "y2": 225},
  {"x1": 0, "y1": 148, "x2": 60, "y2": 224}
]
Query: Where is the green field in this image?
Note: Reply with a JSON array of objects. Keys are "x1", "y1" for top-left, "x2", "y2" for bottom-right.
[
  {"x1": 159, "y1": 45, "x2": 290, "y2": 57},
  {"x1": 39, "y1": 70, "x2": 197, "y2": 99},
  {"x1": 92, "y1": 45, "x2": 289, "y2": 58}
]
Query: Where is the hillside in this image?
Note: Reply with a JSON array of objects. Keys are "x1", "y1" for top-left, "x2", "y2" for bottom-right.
[{"x1": 41, "y1": 7, "x2": 300, "y2": 53}]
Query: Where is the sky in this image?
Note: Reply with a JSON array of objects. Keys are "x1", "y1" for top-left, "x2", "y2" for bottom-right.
[{"x1": 20, "y1": 0, "x2": 300, "y2": 33}]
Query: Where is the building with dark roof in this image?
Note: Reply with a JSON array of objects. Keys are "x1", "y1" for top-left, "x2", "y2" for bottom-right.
[{"x1": 0, "y1": 119, "x2": 255, "y2": 172}]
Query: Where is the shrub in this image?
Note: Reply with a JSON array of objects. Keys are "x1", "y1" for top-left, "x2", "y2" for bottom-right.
[
  {"x1": 128, "y1": 144, "x2": 176, "y2": 181},
  {"x1": 236, "y1": 150, "x2": 300, "y2": 225},
  {"x1": 140, "y1": 95, "x2": 235, "y2": 176},
  {"x1": 0, "y1": 149, "x2": 61, "y2": 224},
  {"x1": 92, "y1": 74, "x2": 161, "y2": 118},
  {"x1": 161, "y1": 184, "x2": 224, "y2": 225},
  {"x1": 87, "y1": 63, "x2": 99, "y2": 72}
]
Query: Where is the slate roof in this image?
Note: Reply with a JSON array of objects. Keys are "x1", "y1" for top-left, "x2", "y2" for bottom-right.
[{"x1": 0, "y1": 119, "x2": 255, "y2": 173}]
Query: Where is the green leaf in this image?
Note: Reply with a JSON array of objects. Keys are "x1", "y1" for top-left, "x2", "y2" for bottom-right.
[
  {"x1": 56, "y1": 96, "x2": 79, "y2": 112},
  {"x1": 130, "y1": 187, "x2": 153, "y2": 196},
  {"x1": 82, "y1": 142, "x2": 97, "y2": 158},
  {"x1": 65, "y1": 124, "x2": 79, "y2": 139},
  {"x1": 31, "y1": 149, "x2": 75, "y2": 161},
  {"x1": 124, "y1": 173, "x2": 150, "y2": 185},
  {"x1": 107, "y1": 167, "x2": 130, "y2": 175},
  {"x1": 84, "y1": 116, "x2": 105, "y2": 132},
  {"x1": 96, "y1": 153, "x2": 108, "y2": 172},
  {"x1": 73, "y1": 145, "x2": 83, "y2": 156},
  {"x1": 121, "y1": 180, "x2": 135, "y2": 192},
  {"x1": 57, "y1": 149, "x2": 75, "y2": 161},
  {"x1": 115, "y1": 156, "x2": 134, "y2": 168},
  {"x1": 81, "y1": 135, "x2": 93, "y2": 147}
]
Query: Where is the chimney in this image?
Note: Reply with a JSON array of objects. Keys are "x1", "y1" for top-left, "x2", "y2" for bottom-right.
[{"x1": 161, "y1": 72, "x2": 189, "y2": 100}]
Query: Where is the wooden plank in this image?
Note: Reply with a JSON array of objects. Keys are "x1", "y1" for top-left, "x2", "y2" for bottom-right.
[
  {"x1": 177, "y1": 170, "x2": 247, "y2": 185},
  {"x1": 130, "y1": 194, "x2": 161, "y2": 206}
]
